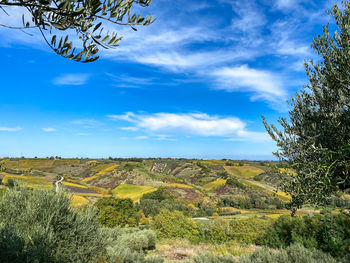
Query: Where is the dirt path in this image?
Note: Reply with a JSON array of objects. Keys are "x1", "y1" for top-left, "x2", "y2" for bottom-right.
[
  {"x1": 55, "y1": 176, "x2": 64, "y2": 192},
  {"x1": 247, "y1": 180, "x2": 276, "y2": 191}
]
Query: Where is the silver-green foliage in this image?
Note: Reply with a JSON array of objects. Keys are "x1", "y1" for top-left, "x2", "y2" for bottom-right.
[
  {"x1": 239, "y1": 243, "x2": 336, "y2": 263},
  {"x1": 263, "y1": 0, "x2": 350, "y2": 212},
  {"x1": 0, "y1": 187, "x2": 104, "y2": 263},
  {"x1": 191, "y1": 244, "x2": 336, "y2": 263},
  {"x1": 0, "y1": 0, "x2": 154, "y2": 62},
  {"x1": 102, "y1": 227, "x2": 162, "y2": 263}
]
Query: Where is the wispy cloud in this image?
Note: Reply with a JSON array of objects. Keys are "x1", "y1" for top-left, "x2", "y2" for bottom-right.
[
  {"x1": 135, "y1": 136, "x2": 148, "y2": 140},
  {"x1": 0, "y1": 126, "x2": 22, "y2": 132},
  {"x1": 41, "y1": 127, "x2": 56, "y2": 132},
  {"x1": 108, "y1": 112, "x2": 270, "y2": 142},
  {"x1": 71, "y1": 119, "x2": 99, "y2": 128},
  {"x1": 121, "y1": 126, "x2": 139, "y2": 131},
  {"x1": 53, "y1": 74, "x2": 90, "y2": 86},
  {"x1": 76, "y1": 133, "x2": 89, "y2": 136},
  {"x1": 212, "y1": 65, "x2": 286, "y2": 106}
]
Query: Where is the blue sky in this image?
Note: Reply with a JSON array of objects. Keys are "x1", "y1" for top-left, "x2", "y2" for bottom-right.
[{"x1": 0, "y1": 0, "x2": 339, "y2": 159}]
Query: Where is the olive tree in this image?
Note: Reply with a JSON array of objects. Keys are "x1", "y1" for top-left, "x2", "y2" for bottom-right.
[
  {"x1": 263, "y1": 0, "x2": 350, "y2": 214},
  {"x1": 0, "y1": 187, "x2": 105, "y2": 262},
  {"x1": 0, "y1": 0, "x2": 154, "y2": 62}
]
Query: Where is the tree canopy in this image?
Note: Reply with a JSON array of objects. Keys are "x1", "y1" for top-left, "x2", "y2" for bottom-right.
[
  {"x1": 263, "y1": 0, "x2": 350, "y2": 213},
  {"x1": 95, "y1": 197, "x2": 139, "y2": 227},
  {"x1": 0, "y1": 187, "x2": 104, "y2": 262},
  {"x1": 0, "y1": 0, "x2": 154, "y2": 62}
]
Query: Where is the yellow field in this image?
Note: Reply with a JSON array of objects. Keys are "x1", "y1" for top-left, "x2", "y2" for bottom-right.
[
  {"x1": 91, "y1": 163, "x2": 116, "y2": 171},
  {"x1": 266, "y1": 189, "x2": 291, "y2": 201},
  {"x1": 200, "y1": 160, "x2": 226, "y2": 165},
  {"x1": 89, "y1": 185, "x2": 109, "y2": 194},
  {"x1": 62, "y1": 181, "x2": 88, "y2": 189},
  {"x1": 112, "y1": 184, "x2": 157, "y2": 202},
  {"x1": 70, "y1": 194, "x2": 89, "y2": 207},
  {"x1": 224, "y1": 165, "x2": 264, "y2": 178},
  {"x1": 169, "y1": 183, "x2": 193, "y2": 189},
  {"x1": 82, "y1": 164, "x2": 119, "y2": 182},
  {"x1": 74, "y1": 193, "x2": 111, "y2": 197},
  {"x1": 265, "y1": 213, "x2": 284, "y2": 219},
  {"x1": 1, "y1": 173, "x2": 52, "y2": 189},
  {"x1": 203, "y1": 179, "x2": 227, "y2": 191}
]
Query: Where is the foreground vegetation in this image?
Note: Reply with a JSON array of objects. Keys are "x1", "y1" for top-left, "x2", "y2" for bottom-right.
[{"x1": 0, "y1": 187, "x2": 348, "y2": 262}]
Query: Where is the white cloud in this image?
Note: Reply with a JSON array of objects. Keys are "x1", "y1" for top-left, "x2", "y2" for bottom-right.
[
  {"x1": 212, "y1": 65, "x2": 286, "y2": 104},
  {"x1": 71, "y1": 119, "x2": 99, "y2": 128},
  {"x1": 275, "y1": 0, "x2": 304, "y2": 9},
  {"x1": 42, "y1": 127, "x2": 56, "y2": 132},
  {"x1": 53, "y1": 74, "x2": 90, "y2": 86},
  {"x1": 135, "y1": 136, "x2": 148, "y2": 140},
  {"x1": 121, "y1": 126, "x2": 139, "y2": 131},
  {"x1": 0, "y1": 126, "x2": 22, "y2": 132},
  {"x1": 229, "y1": 1, "x2": 266, "y2": 39},
  {"x1": 108, "y1": 112, "x2": 270, "y2": 142},
  {"x1": 107, "y1": 112, "x2": 136, "y2": 122}
]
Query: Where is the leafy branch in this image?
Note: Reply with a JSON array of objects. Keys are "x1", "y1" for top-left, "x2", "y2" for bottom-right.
[{"x1": 0, "y1": 0, "x2": 154, "y2": 62}]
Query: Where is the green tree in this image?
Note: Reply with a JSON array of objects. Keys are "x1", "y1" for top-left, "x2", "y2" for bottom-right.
[
  {"x1": 263, "y1": 1, "x2": 350, "y2": 213},
  {"x1": 0, "y1": 0, "x2": 154, "y2": 62},
  {"x1": 150, "y1": 209, "x2": 200, "y2": 243},
  {"x1": 95, "y1": 197, "x2": 139, "y2": 227},
  {"x1": 0, "y1": 187, "x2": 104, "y2": 263}
]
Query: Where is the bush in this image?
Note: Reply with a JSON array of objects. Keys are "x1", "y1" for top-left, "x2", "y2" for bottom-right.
[
  {"x1": 0, "y1": 187, "x2": 104, "y2": 263},
  {"x1": 200, "y1": 217, "x2": 274, "y2": 245},
  {"x1": 190, "y1": 253, "x2": 236, "y2": 263},
  {"x1": 95, "y1": 197, "x2": 139, "y2": 227},
  {"x1": 253, "y1": 175, "x2": 263, "y2": 181},
  {"x1": 228, "y1": 217, "x2": 274, "y2": 245},
  {"x1": 151, "y1": 209, "x2": 200, "y2": 242},
  {"x1": 239, "y1": 243, "x2": 336, "y2": 263},
  {"x1": 226, "y1": 178, "x2": 246, "y2": 190},
  {"x1": 102, "y1": 227, "x2": 161, "y2": 263},
  {"x1": 141, "y1": 188, "x2": 174, "y2": 202},
  {"x1": 265, "y1": 213, "x2": 350, "y2": 257}
]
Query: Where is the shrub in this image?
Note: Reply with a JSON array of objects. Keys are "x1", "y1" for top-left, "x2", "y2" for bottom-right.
[
  {"x1": 253, "y1": 175, "x2": 263, "y2": 181},
  {"x1": 141, "y1": 187, "x2": 174, "y2": 202},
  {"x1": 226, "y1": 178, "x2": 246, "y2": 190},
  {"x1": 151, "y1": 209, "x2": 200, "y2": 242},
  {"x1": 95, "y1": 197, "x2": 139, "y2": 227},
  {"x1": 102, "y1": 227, "x2": 161, "y2": 263},
  {"x1": 0, "y1": 187, "x2": 104, "y2": 263},
  {"x1": 228, "y1": 217, "x2": 274, "y2": 245},
  {"x1": 200, "y1": 217, "x2": 274, "y2": 245},
  {"x1": 265, "y1": 213, "x2": 350, "y2": 257},
  {"x1": 190, "y1": 253, "x2": 236, "y2": 263},
  {"x1": 239, "y1": 243, "x2": 336, "y2": 263}
]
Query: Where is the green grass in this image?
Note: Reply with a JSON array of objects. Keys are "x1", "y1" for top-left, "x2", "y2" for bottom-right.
[
  {"x1": 203, "y1": 179, "x2": 227, "y2": 191},
  {"x1": 112, "y1": 184, "x2": 157, "y2": 202},
  {"x1": 225, "y1": 165, "x2": 264, "y2": 178}
]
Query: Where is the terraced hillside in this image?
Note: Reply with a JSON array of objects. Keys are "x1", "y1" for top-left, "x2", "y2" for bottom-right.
[{"x1": 1, "y1": 158, "x2": 348, "y2": 217}]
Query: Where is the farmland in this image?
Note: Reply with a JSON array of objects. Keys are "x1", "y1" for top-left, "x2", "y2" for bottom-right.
[
  {"x1": 0, "y1": 157, "x2": 349, "y2": 262},
  {"x1": 0, "y1": 157, "x2": 345, "y2": 216}
]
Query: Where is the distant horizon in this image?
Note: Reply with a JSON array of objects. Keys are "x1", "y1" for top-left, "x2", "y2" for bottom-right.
[{"x1": 0, "y1": 156, "x2": 277, "y2": 161}]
